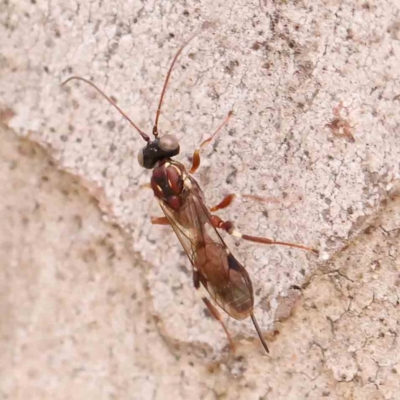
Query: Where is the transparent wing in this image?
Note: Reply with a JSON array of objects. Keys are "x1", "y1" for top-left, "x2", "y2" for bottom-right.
[
  {"x1": 158, "y1": 179, "x2": 254, "y2": 320},
  {"x1": 158, "y1": 187, "x2": 204, "y2": 267}
]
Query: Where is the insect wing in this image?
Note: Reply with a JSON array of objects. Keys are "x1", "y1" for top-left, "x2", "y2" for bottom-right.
[
  {"x1": 157, "y1": 186, "x2": 210, "y2": 267},
  {"x1": 158, "y1": 182, "x2": 254, "y2": 320},
  {"x1": 201, "y1": 251, "x2": 254, "y2": 320}
]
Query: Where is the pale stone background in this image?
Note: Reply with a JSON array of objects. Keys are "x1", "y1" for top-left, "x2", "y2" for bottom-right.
[{"x1": 1, "y1": 0, "x2": 400, "y2": 399}]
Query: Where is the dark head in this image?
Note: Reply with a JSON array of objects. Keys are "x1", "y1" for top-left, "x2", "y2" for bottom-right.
[
  {"x1": 63, "y1": 35, "x2": 197, "y2": 171},
  {"x1": 137, "y1": 134, "x2": 180, "y2": 169}
]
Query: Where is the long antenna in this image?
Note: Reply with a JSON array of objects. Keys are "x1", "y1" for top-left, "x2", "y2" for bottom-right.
[
  {"x1": 152, "y1": 31, "x2": 199, "y2": 137},
  {"x1": 251, "y1": 313, "x2": 269, "y2": 354},
  {"x1": 62, "y1": 76, "x2": 150, "y2": 142}
]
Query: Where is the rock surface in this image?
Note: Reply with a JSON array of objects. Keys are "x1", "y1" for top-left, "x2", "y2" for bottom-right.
[{"x1": 1, "y1": 1, "x2": 400, "y2": 398}]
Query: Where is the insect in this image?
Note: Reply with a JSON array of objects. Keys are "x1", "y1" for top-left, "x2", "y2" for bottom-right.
[{"x1": 63, "y1": 32, "x2": 318, "y2": 354}]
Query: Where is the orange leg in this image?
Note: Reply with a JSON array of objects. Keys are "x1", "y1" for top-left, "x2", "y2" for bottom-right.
[
  {"x1": 210, "y1": 193, "x2": 280, "y2": 212},
  {"x1": 202, "y1": 298, "x2": 236, "y2": 352},
  {"x1": 210, "y1": 215, "x2": 318, "y2": 255},
  {"x1": 150, "y1": 216, "x2": 169, "y2": 225},
  {"x1": 193, "y1": 270, "x2": 236, "y2": 352},
  {"x1": 189, "y1": 111, "x2": 233, "y2": 174}
]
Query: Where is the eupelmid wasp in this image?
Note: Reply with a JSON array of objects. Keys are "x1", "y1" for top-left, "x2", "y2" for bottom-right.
[{"x1": 63, "y1": 31, "x2": 318, "y2": 354}]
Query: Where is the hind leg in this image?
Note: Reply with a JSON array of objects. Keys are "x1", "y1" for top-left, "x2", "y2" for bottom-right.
[{"x1": 193, "y1": 270, "x2": 235, "y2": 352}]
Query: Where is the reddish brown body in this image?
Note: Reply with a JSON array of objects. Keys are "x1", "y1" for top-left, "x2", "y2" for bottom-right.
[
  {"x1": 151, "y1": 160, "x2": 185, "y2": 210},
  {"x1": 150, "y1": 159, "x2": 255, "y2": 321}
]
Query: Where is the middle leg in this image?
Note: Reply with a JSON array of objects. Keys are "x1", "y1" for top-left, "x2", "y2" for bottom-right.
[{"x1": 150, "y1": 216, "x2": 169, "y2": 225}]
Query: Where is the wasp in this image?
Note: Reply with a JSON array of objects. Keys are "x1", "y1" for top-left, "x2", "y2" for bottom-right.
[{"x1": 63, "y1": 32, "x2": 318, "y2": 354}]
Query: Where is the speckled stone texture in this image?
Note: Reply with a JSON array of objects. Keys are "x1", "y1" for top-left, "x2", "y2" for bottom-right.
[{"x1": 1, "y1": 0, "x2": 400, "y2": 398}]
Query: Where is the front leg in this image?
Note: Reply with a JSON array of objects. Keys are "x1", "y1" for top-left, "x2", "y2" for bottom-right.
[
  {"x1": 189, "y1": 111, "x2": 232, "y2": 174},
  {"x1": 210, "y1": 193, "x2": 279, "y2": 212}
]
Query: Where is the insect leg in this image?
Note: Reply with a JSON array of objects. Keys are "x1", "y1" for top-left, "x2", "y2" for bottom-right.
[
  {"x1": 150, "y1": 216, "x2": 169, "y2": 225},
  {"x1": 193, "y1": 269, "x2": 200, "y2": 289},
  {"x1": 193, "y1": 271, "x2": 236, "y2": 352},
  {"x1": 202, "y1": 297, "x2": 236, "y2": 352},
  {"x1": 189, "y1": 111, "x2": 233, "y2": 174},
  {"x1": 210, "y1": 193, "x2": 279, "y2": 212},
  {"x1": 210, "y1": 215, "x2": 318, "y2": 254}
]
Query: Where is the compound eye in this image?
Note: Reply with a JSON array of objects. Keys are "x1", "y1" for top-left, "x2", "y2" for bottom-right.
[
  {"x1": 159, "y1": 134, "x2": 179, "y2": 152},
  {"x1": 137, "y1": 148, "x2": 145, "y2": 167}
]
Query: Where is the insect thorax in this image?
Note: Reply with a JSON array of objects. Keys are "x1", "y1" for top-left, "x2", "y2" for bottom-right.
[{"x1": 150, "y1": 160, "x2": 188, "y2": 210}]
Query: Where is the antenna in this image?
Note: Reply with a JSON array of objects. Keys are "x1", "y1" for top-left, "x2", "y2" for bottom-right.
[
  {"x1": 152, "y1": 31, "x2": 199, "y2": 137},
  {"x1": 62, "y1": 76, "x2": 150, "y2": 142}
]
